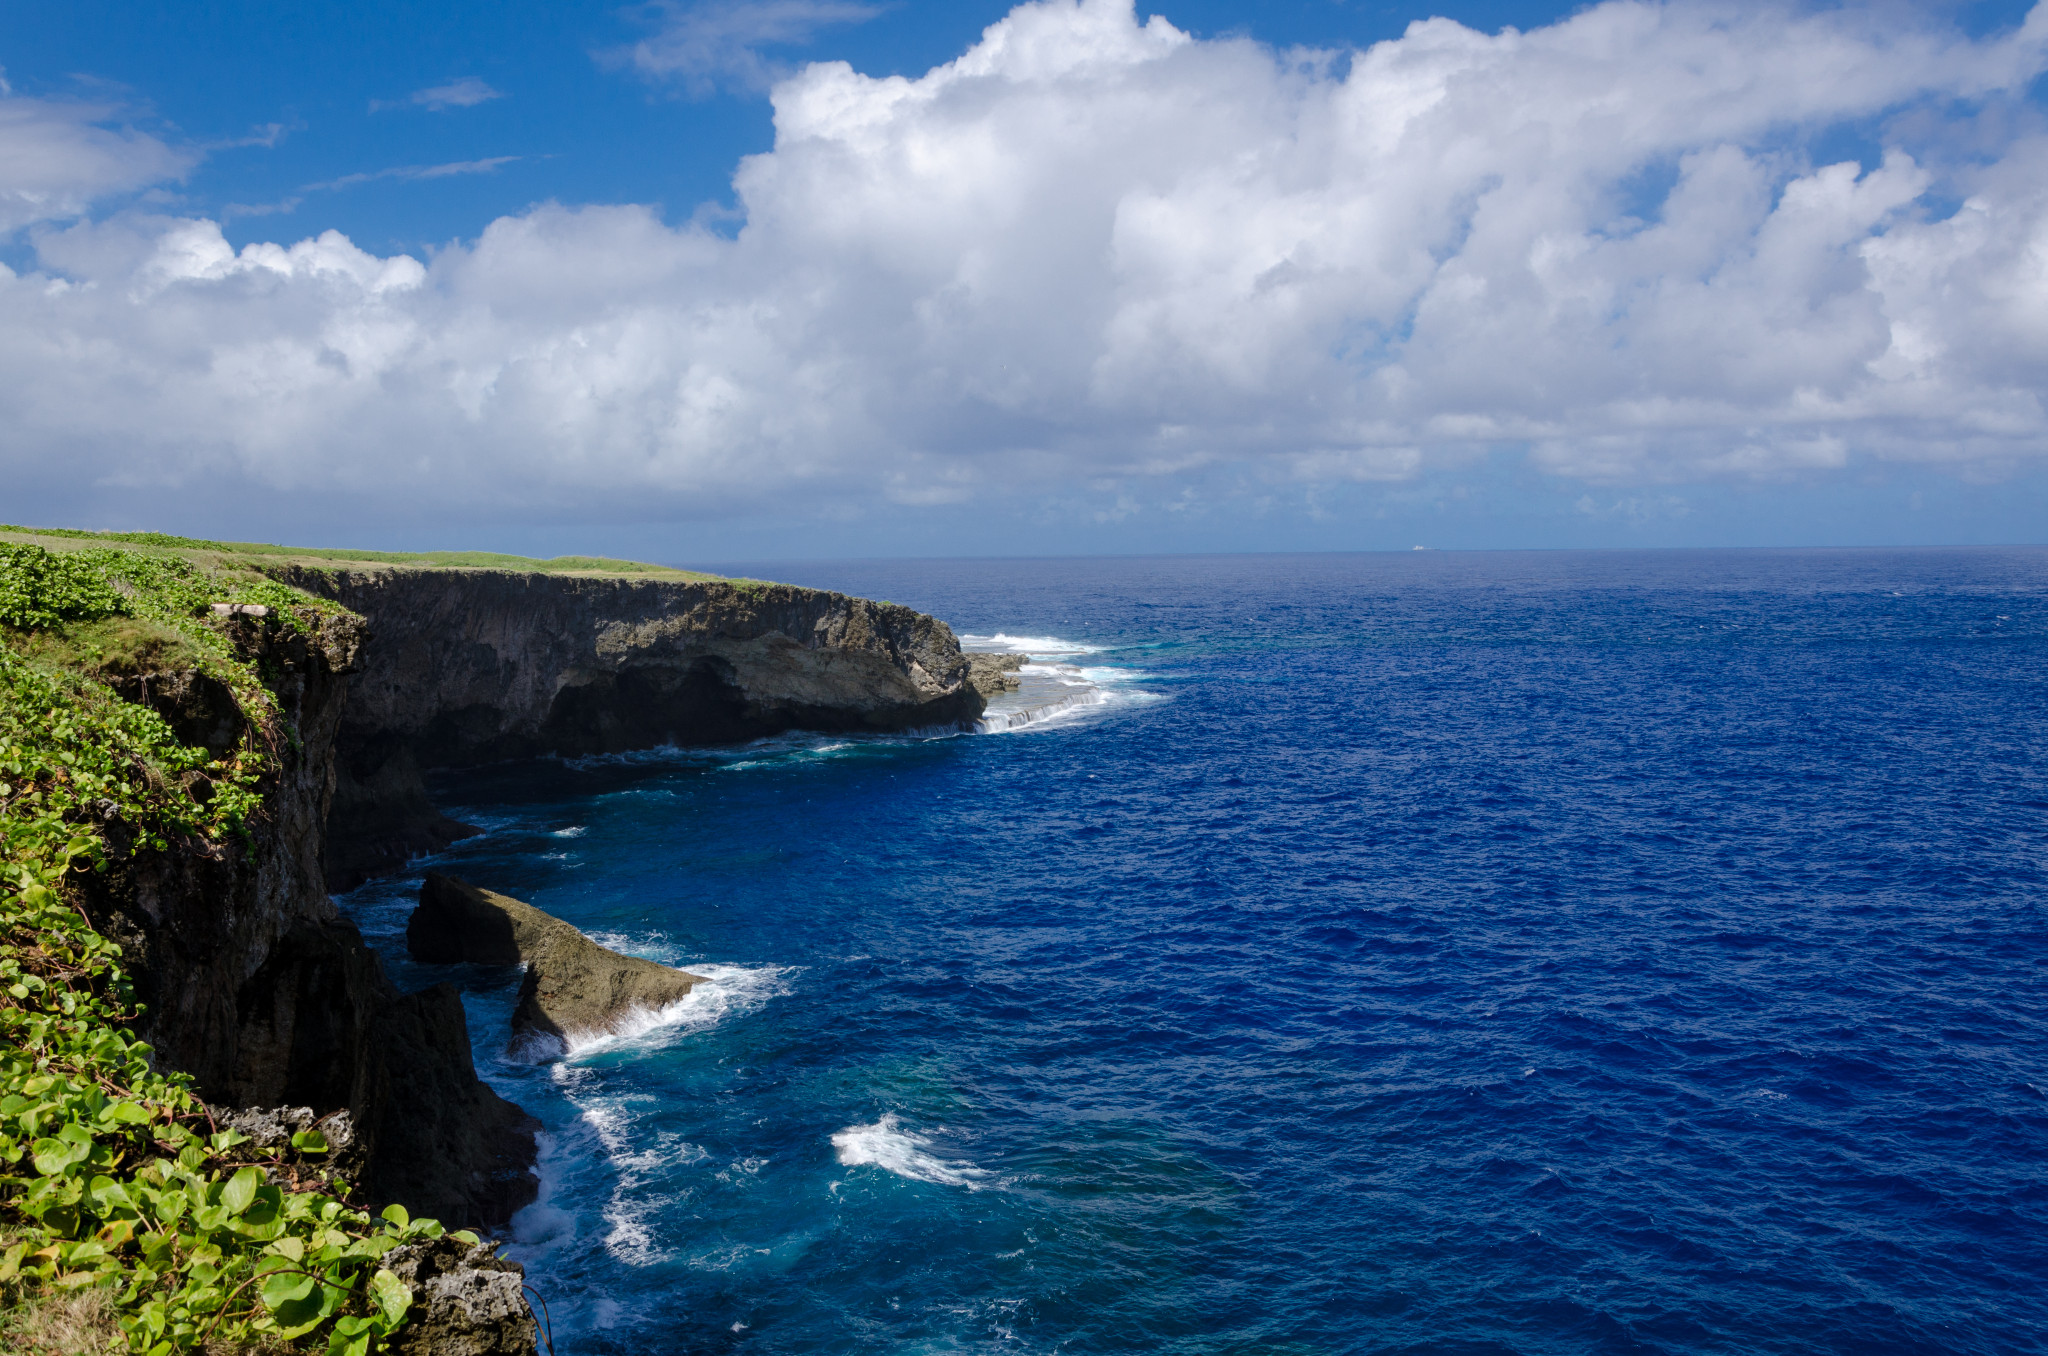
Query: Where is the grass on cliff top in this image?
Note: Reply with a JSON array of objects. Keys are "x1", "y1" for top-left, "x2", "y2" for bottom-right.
[{"x1": 0, "y1": 525, "x2": 762, "y2": 586}]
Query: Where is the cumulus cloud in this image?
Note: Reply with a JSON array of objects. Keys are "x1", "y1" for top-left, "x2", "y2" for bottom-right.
[
  {"x1": 5, "y1": 0, "x2": 2048, "y2": 526},
  {"x1": 610, "y1": 0, "x2": 887, "y2": 97}
]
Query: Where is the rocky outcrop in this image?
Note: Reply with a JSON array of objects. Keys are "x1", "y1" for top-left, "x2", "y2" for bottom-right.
[
  {"x1": 383, "y1": 1236, "x2": 538, "y2": 1356},
  {"x1": 965, "y1": 652, "x2": 1027, "y2": 696},
  {"x1": 216, "y1": 1105, "x2": 364, "y2": 1185},
  {"x1": 411, "y1": 874, "x2": 705, "y2": 1055},
  {"x1": 80, "y1": 609, "x2": 539, "y2": 1230},
  {"x1": 273, "y1": 567, "x2": 987, "y2": 888}
]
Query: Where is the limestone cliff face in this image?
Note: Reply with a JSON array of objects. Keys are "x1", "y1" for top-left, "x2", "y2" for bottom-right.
[
  {"x1": 276, "y1": 568, "x2": 987, "y2": 887},
  {"x1": 81, "y1": 609, "x2": 539, "y2": 1229},
  {"x1": 81, "y1": 566, "x2": 982, "y2": 1241}
]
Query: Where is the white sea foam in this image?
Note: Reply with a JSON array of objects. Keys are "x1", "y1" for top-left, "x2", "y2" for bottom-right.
[
  {"x1": 958, "y1": 632, "x2": 1104, "y2": 656},
  {"x1": 551, "y1": 825, "x2": 587, "y2": 838},
  {"x1": 973, "y1": 648, "x2": 1163, "y2": 733},
  {"x1": 720, "y1": 739, "x2": 858, "y2": 771},
  {"x1": 553, "y1": 962, "x2": 793, "y2": 1061},
  {"x1": 509, "y1": 1131, "x2": 578, "y2": 1248},
  {"x1": 831, "y1": 1115, "x2": 991, "y2": 1190},
  {"x1": 975, "y1": 688, "x2": 1110, "y2": 733}
]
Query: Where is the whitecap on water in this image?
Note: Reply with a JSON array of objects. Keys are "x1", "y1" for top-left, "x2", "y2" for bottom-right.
[{"x1": 831, "y1": 1114, "x2": 992, "y2": 1190}]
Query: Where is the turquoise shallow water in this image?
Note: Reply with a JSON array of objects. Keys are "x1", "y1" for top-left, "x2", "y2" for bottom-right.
[{"x1": 340, "y1": 548, "x2": 2048, "y2": 1355}]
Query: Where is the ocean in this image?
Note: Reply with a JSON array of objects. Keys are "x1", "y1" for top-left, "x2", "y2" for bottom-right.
[{"x1": 339, "y1": 548, "x2": 2048, "y2": 1355}]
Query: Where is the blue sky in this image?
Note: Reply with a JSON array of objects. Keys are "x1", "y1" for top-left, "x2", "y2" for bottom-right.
[{"x1": 2, "y1": 1, "x2": 2046, "y2": 560}]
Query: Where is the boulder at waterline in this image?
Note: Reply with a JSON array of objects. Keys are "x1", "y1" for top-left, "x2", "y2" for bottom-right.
[{"x1": 408, "y1": 873, "x2": 707, "y2": 1055}]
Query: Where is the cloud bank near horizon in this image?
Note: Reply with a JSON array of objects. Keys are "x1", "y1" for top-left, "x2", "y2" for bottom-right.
[{"x1": 4, "y1": 0, "x2": 2048, "y2": 530}]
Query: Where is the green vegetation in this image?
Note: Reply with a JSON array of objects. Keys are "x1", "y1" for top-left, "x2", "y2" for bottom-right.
[
  {"x1": 0, "y1": 543, "x2": 452, "y2": 1353},
  {"x1": 1, "y1": 523, "x2": 734, "y2": 582}
]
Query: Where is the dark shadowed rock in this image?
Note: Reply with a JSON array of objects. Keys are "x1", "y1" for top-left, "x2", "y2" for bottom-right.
[
  {"x1": 222, "y1": 916, "x2": 540, "y2": 1226},
  {"x1": 412, "y1": 873, "x2": 707, "y2": 1054},
  {"x1": 81, "y1": 609, "x2": 538, "y2": 1230}
]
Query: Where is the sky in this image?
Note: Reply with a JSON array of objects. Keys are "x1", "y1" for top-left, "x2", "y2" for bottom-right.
[{"x1": 2, "y1": 0, "x2": 2046, "y2": 561}]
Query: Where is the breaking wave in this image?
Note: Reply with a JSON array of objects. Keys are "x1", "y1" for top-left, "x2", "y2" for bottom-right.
[
  {"x1": 505, "y1": 961, "x2": 792, "y2": 1063},
  {"x1": 831, "y1": 1115, "x2": 993, "y2": 1190}
]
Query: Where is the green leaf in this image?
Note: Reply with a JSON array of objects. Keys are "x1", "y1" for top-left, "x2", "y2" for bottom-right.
[
  {"x1": 221, "y1": 1165, "x2": 262, "y2": 1215},
  {"x1": 273, "y1": 1279, "x2": 346, "y2": 1339},
  {"x1": 259, "y1": 1267, "x2": 317, "y2": 1311},
  {"x1": 290, "y1": 1128, "x2": 329, "y2": 1154},
  {"x1": 380, "y1": 1202, "x2": 409, "y2": 1230},
  {"x1": 367, "y1": 1267, "x2": 412, "y2": 1329},
  {"x1": 88, "y1": 1173, "x2": 132, "y2": 1214},
  {"x1": 327, "y1": 1315, "x2": 374, "y2": 1356},
  {"x1": 31, "y1": 1134, "x2": 86, "y2": 1174}
]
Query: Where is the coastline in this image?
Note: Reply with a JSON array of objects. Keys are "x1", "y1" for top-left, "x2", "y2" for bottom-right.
[{"x1": 0, "y1": 526, "x2": 1001, "y2": 1354}]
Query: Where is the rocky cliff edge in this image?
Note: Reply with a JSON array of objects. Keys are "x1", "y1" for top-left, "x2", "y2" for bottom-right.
[{"x1": 275, "y1": 567, "x2": 988, "y2": 888}]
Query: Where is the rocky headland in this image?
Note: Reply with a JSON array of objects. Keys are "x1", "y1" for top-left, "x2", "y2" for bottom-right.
[
  {"x1": 72, "y1": 606, "x2": 542, "y2": 1230},
  {"x1": 277, "y1": 567, "x2": 989, "y2": 889},
  {"x1": 0, "y1": 528, "x2": 997, "y2": 1354},
  {"x1": 101, "y1": 558, "x2": 990, "y2": 1223}
]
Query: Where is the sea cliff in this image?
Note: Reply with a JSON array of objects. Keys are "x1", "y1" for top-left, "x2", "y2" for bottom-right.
[
  {"x1": 0, "y1": 527, "x2": 989, "y2": 1353},
  {"x1": 281, "y1": 567, "x2": 984, "y2": 888}
]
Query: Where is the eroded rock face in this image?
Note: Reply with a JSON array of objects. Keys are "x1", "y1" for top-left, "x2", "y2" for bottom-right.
[
  {"x1": 411, "y1": 873, "x2": 706, "y2": 1054},
  {"x1": 383, "y1": 1236, "x2": 538, "y2": 1356},
  {"x1": 275, "y1": 568, "x2": 987, "y2": 888},
  {"x1": 82, "y1": 610, "x2": 539, "y2": 1230},
  {"x1": 82, "y1": 609, "x2": 363, "y2": 1096},
  {"x1": 965, "y1": 652, "x2": 1027, "y2": 696}
]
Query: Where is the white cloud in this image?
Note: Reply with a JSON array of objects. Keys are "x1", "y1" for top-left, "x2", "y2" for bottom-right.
[
  {"x1": 0, "y1": 88, "x2": 190, "y2": 232},
  {"x1": 610, "y1": 0, "x2": 886, "y2": 97},
  {"x1": 372, "y1": 77, "x2": 505, "y2": 113},
  {"x1": 5, "y1": 0, "x2": 2048, "y2": 526}
]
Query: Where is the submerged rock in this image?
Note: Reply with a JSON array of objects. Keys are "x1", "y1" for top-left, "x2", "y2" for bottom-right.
[{"x1": 410, "y1": 873, "x2": 708, "y2": 1055}]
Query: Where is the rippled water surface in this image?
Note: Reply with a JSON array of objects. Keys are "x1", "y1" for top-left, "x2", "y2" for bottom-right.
[{"x1": 341, "y1": 548, "x2": 2048, "y2": 1355}]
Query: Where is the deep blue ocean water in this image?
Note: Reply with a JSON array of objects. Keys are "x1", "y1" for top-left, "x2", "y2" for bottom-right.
[{"x1": 339, "y1": 548, "x2": 2048, "y2": 1356}]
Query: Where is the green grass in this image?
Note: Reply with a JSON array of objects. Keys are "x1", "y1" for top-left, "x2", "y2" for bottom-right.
[{"x1": 0, "y1": 525, "x2": 754, "y2": 585}]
